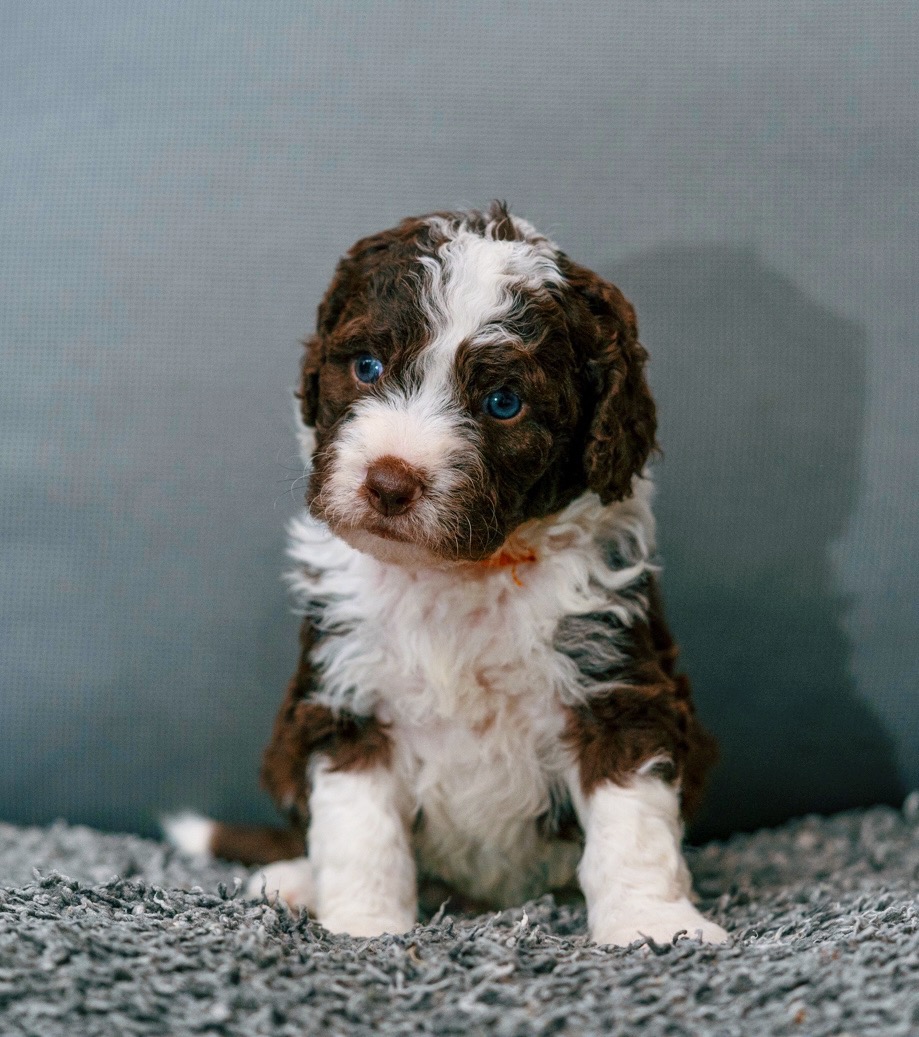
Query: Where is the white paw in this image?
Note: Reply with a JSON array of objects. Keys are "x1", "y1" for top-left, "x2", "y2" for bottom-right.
[
  {"x1": 319, "y1": 909, "x2": 416, "y2": 938},
  {"x1": 591, "y1": 898, "x2": 729, "y2": 948},
  {"x1": 247, "y1": 857, "x2": 315, "y2": 911}
]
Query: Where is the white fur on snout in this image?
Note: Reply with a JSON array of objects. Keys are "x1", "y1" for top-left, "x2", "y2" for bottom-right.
[{"x1": 318, "y1": 387, "x2": 477, "y2": 540}]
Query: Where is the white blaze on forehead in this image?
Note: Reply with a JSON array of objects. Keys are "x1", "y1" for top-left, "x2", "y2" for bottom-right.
[{"x1": 417, "y1": 216, "x2": 564, "y2": 378}]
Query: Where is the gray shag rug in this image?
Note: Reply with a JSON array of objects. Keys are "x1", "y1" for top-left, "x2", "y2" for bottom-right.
[{"x1": 1, "y1": 800, "x2": 918, "y2": 1037}]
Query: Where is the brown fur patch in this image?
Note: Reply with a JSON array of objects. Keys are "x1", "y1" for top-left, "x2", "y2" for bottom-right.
[
  {"x1": 486, "y1": 199, "x2": 523, "y2": 242},
  {"x1": 209, "y1": 822, "x2": 306, "y2": 866},
  {"x1": 260, "y1": 618, "x2": 393, "y2": 826},
  {"x1": 558, "y1": 254, "x2": 659, "y2": 504},
  {"x1": 564, "y1": 578, "x2": 718, "y2": 820}
]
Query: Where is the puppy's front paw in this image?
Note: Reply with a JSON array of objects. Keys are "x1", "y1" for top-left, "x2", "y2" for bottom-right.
[
  {"x1": 319, "y1": 909, "x2": 416, "y2": 938},
  {"x1": 247, "y1": 857, "x2": 315, "y2": 911},
  {"x1": 591, "y1": 898, "x2": 728, "y2": 948}
]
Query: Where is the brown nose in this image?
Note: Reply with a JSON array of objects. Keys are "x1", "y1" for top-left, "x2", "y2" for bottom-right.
[{"x1": 364, "y1": 456, "x2": 425, "y2": 517}]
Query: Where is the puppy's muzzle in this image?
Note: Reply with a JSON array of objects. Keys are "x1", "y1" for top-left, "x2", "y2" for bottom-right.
[{"x1": 364, "y1": 456, "x2": 425, "y2": 517}]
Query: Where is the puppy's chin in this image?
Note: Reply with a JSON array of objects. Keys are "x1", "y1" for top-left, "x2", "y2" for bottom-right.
[{"x1": 335, "y1": 526, "x2": 459, "y2": 569}]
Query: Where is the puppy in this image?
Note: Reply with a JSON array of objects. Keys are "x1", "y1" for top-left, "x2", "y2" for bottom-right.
[{"x1": 169, "y1": 202, "x2": 727, "y2": 946}]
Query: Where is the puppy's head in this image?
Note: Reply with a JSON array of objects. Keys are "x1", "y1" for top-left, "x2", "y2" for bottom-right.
[{"x1": 299, "y1": 202, "x2": 656, "y2": 565}]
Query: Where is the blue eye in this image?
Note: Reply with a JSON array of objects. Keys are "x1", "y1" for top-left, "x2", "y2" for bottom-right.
[
  {"x1": 353, "y1": 354, "x2": 384, "y2": 384},
  {"x1": 483, "y1": 388, "x2": 522, "y2": 420}
]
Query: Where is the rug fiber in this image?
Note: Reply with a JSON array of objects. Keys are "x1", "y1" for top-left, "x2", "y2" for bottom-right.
[{"x1": 1, "y1": 799, "x2": 918, "y2": 1036}]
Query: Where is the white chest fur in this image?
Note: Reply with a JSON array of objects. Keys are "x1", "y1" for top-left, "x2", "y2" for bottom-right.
[{"x1": 287, "y1": 484, "x2": 656, "y2": 903}]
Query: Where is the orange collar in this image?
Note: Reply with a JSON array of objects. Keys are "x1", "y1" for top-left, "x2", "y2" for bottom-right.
[{"x1": 476, "y1": 543, "x2": 538, "y2": 586}]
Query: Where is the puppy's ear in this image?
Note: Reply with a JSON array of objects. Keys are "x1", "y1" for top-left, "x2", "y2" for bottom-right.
[
  {"x1": 564, "y1": 259, "x2": 658, "y2": 503},
  {"x1": 297, "y1": 335, "x2": 322, "y2": 428},
  {"x1": 296, "y1": 252, "x2": 358, "y2": 427}
]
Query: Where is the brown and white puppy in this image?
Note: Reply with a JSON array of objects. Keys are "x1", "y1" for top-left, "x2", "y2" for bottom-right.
[{"x1": 168, "y1": 203, "x2": 727, "y2": 946}]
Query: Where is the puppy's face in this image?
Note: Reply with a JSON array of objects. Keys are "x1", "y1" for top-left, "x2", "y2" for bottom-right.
[{"x1": 299, "y1": 204, "x2": 656, "y2": 565}]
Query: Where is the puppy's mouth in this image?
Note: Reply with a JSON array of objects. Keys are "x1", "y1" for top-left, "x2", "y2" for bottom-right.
[
  {"x1": 308, "y1": 483, "x2": 446, "y2": 563},
  {"x1": 309, "y1": 455, "x2": 508, "y2": 565},
  {"x1": 337, "y1": 526, "x2": 449, "y2": 567},
  {"x1": 330, "y1": 512, "x2": 538, "y2": 575},
  {"x1": 315, "y1": 498, "x2": 499, "y2": 568},
  {"x1": 354, "y1": 515, "x2": 414, "y2": 544}
]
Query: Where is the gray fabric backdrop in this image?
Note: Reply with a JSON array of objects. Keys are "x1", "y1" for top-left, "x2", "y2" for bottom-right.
[{"x1": 2, "y1": 2, "x2": 916, "y2": 840}]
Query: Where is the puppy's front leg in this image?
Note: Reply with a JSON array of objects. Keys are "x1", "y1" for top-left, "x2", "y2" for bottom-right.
[
  {"x1": 571, "y1": 771, "x2": 728, "y2": 947},
  {"x1": 309, "y1": 757, "x2": 417, "y2": 937}
]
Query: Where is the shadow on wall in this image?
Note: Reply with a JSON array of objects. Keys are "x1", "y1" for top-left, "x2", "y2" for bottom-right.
[{"x1": 611, "y1": 245, "x2": 905, "y2": 840}]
